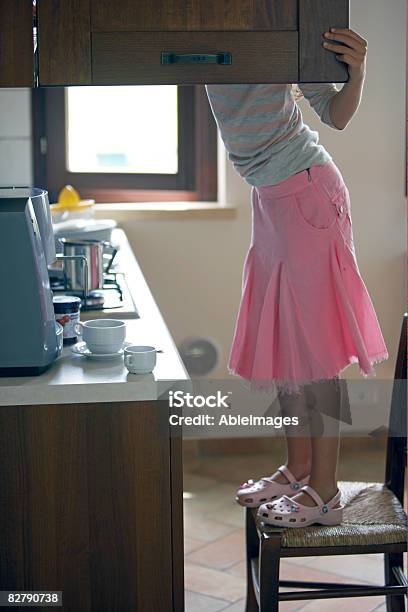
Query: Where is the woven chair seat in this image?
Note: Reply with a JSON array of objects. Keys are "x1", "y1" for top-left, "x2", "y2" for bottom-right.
[{"x1": 258, "y1": 481, "x2": 407, "y2": 548}]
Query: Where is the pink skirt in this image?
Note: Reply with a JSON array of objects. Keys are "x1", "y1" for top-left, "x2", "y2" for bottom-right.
[{"x1": 228, "y1": 161, "x2": 388, "y2": 394}]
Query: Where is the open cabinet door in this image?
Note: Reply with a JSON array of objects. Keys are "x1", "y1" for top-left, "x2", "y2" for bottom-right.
[
  {"x1": 36, "y1": 0, "x2": 349, "y2": 86},
  {"x1": 299, "y1": 0, "x2": 349, "y2": 82},
  {"x1": 0, "y1": 0, "x2": 34, "y2": 87}
]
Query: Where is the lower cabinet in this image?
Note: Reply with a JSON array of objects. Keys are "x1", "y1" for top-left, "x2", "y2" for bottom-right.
[{"x1": 0, "y1": 400, "x2": 183, "y2": 612}]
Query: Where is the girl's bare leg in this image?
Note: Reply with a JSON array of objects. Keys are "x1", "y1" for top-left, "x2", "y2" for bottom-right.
[
  {"x1": 290, "y1": 378, "x2": 342, "y2": 506},
  {"x1": 272, "y1": 387, "x2": 312, "y2": 484}
]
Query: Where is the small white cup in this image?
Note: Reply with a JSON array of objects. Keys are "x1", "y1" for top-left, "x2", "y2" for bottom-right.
[
  {"x1": 124, "y1": 345, "x2": 157, "y2": 374},
  {"x1": 75, "y1": 319, "x2": 126, "y2": 354}
]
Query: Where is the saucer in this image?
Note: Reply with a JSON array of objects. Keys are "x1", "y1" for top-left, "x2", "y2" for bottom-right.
[{"x1": 71, "y1": 341, "x2": 131, "y2": 360}]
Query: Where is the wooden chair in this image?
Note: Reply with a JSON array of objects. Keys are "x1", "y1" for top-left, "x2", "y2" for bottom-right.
[{"x1": 245, "y1": 314, "x2": 407, "y2": 612}]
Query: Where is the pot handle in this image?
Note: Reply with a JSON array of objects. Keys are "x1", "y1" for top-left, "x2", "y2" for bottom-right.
[{"x1": 103, "y1": 243, "x2": 118, "y2": 273}]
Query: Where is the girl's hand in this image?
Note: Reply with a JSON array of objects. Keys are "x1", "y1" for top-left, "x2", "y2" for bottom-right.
[{"x1": 323, "y1": 28, "x2": 367, "y2": 82}]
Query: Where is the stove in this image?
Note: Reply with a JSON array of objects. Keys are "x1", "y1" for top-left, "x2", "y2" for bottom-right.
[{"x1": 50, "y1": 271, "x2": 139, "y2": 319}]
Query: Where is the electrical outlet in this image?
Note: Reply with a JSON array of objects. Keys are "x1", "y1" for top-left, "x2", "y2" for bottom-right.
[{"x1": 347, "y1": 382, "x2": 379, "y2": 407}]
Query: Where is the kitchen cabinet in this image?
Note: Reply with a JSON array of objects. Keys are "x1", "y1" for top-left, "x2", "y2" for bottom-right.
[
  {"x1": 0, "y1": 400, "x2": 182, "y2": 612},
  {"x1": 37, "y1": 0, "x2": 349, "y2": 86},
  {"x1": 0, "y1": 0, "x2": 34, "y2": 87}
]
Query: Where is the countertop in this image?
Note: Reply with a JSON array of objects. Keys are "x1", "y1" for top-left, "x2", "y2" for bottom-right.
[{"x1": 0, "y1": 229, "x2": 189, "y2": 406}]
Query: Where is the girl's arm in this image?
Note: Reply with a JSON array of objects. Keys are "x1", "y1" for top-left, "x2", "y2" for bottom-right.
[{"x1": 323, "y1": 28, "x2": 368, "y2": 130}]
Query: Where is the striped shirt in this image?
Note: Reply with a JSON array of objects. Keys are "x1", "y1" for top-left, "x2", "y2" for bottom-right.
[{"x1": 205, "y1": 83, "x2": 340, "y2": 186}]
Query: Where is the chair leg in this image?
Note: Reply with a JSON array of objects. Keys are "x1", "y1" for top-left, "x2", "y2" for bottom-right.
[
  {"x1": 259, "y1": 532, "x2": 281, "y2": 612},
  {"x1": 245, "y1": 509, "x2": 259, "y2": 612},
  {"x1": 385, "y1": 552, "x2": 405, "y2": 612}
]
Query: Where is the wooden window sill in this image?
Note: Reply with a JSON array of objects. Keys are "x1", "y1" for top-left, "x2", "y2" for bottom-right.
[{"x1": 93, "y1": 202, "x2": 237, "y2": 221}]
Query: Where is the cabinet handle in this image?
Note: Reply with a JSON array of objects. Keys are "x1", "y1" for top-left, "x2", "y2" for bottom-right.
[{"x1": 161, "y1": 52, "x2": 232, "y2": 65}]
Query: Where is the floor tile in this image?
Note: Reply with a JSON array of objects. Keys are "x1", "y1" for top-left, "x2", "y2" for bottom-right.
[
  {"x1": 337, "y1": 447, "x2": 384, "y2": 483},
  {"x1": 278, "y1": 603, "x2": 310, "y2": 612},
  {"x1": 184, "y1": 514, "x2": 237, "y2": 543},
  {"x1": 186, "y1": 530, "x2": 245, "y2": 570},
  {"x1": 205, "y1": 502, "x2": 246, "y2": 528},
  {"x1": 184, "y1": 483, "x2": 238, "y2": 515},
  {"x1": 185, "y1": 536, "x2": 207, "y2": 555},
  {"x1": 300, "y1": 595, "x2": 387, "y2": 611},
  {"x1": 185, "y1": 590, "x2": 229, "y2": 612},
  {"x1": 306, "y1": 554, "x2": 384, "y2": 584},
  {"x1": 184, "y1": 563, "x2": 245, "y2": 603},
  {"x1": 282, "y1": 556, "x2": 320, "y2": 567},
  {"x1": 219, "y1": 600, "x2": 245, "y2": 612},
  {"x1": 227, "y1": 560, "x2": 246, "y2": 578},
  {"x1": 222, "y1": 597, "x2": 309, "y2": 612},
  {"x1": 184, "y1": 472, "x2": 222, "y2": 492},
  {"x1": 279, "y1": 559, "x2": 371, "y2": 585},
  {"x1": 186, "y1": 451, "x2": 284, "y2": 485}
]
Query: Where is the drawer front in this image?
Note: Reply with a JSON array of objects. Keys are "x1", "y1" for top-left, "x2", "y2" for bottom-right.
[
  {"x1": 92, "y1": 31, "x2": 298, "y2": 85},
  {"x1": 91, "y1": 0, "x2": 298, "y2": 32}
]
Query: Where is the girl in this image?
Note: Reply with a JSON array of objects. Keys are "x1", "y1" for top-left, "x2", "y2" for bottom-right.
[{"x1": 205, "y1": 28, "x2": 388, "y2": 527}]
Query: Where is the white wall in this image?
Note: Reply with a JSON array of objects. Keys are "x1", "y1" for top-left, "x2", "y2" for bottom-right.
[
  {"x1": 124, "y1": 0, "x2": 406, "y2": 380},
  {"x1": 0, "y1": 89, "x2": 32, "y2": 186}
]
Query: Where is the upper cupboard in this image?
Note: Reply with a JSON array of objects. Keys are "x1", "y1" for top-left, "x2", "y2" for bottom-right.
[{"x1": 1, "y1": 0, "x2": 349, "y2": 87}]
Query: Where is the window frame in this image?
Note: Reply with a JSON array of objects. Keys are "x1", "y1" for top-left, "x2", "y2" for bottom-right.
[{"x1": 32, "y1": 85, "x2": 217, "y2": 203}]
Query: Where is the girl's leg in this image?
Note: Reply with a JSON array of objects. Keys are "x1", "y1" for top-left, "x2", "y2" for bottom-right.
[
  {"x1": 291, "y1": 378, "x2": 342, "y2": 506},
  {"x1": 272, "y1": 387, "x2": 312, "y2": 484}
]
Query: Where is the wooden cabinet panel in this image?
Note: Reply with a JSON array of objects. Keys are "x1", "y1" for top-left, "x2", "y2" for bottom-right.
[
  {"x1": 91, "y1": 0, "x2": 298, "y2": 32},
  {"x1": 299, "y1": 0, "x2": 349, "y2": 82},
  {"x1": 92, "y1": 31, "x2": 298, "y2": 85},
  {"x1": 35, "y1": 0, "x2": 349, "y2": 86},
  {"x1": 0, "y1": 0, "x2": 33, "y2": 87},
  {"x1": 0, "y1": 401, "x2": 179, "y2": 611},
  {"x1": 38, "y1": 0, "x2": 91, "y2": 85}
]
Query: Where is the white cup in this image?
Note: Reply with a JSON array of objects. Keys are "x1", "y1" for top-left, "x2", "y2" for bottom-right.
[
  {"x1": 75, "y1": 319, "x2": 126, "y2": 354},
  {"x1": 124, "y1": 345, "x2": 157, "y2": 374}
]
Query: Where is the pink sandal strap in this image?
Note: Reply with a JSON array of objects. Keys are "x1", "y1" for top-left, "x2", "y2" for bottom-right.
[
  {"x1": 299, "y1": 485, "x2": 342, "y2": 512},
  {"x1": 277, "y1": 465, "x2": 305, "y2": 491},
  {"x1": 300, "y1": 485, "x2": 325, "y2": 507},
  {"x1": 277, "y1": 465, "x2": 296, "y2": 484}
]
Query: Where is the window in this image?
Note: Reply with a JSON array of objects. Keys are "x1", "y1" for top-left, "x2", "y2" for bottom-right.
[
  {"x1": 66, "y1": 86, "x2": 178, "y2": 175},
  {"x1": 33, "y1": 85, "x2": 217, "y2": 203}
]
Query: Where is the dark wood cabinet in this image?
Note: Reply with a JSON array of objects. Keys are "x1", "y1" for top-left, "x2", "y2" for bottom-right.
[
  {"x1": 0, "y1": 400, "x2": 183, "y2": 612},
  {"x1": 90, "y1": 0, "x2": 298, "y2": 31},
  {"x1": 37, "y1": 0, "x2": 349, "y2": 86},
  {"x1": 0, "y1": 0, "x2": 34, "y2": 87}
]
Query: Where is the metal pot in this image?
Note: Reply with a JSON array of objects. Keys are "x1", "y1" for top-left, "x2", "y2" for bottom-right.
[{"x1": 60, "y1": 238, "x2": 117, "y2": 293}]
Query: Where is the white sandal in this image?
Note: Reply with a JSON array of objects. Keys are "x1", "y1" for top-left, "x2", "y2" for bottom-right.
[
  {"x1": 235, "y1": 465, "x2": 310, "y2": 508},
  {"x1": 257, "y1": 485, "x2": 343, "y2": 527}
]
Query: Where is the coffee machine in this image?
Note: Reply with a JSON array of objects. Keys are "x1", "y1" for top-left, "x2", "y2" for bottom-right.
[{"x1": 0, "y1": 188, "x2": 61, "y2": 375}]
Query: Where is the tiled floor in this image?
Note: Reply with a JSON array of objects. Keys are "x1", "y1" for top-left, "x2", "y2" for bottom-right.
[{"x1": 183, "y1": 442, "x2": 403, "y2": 611}]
